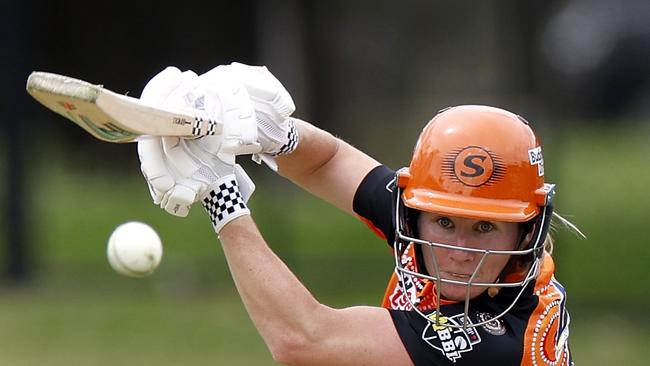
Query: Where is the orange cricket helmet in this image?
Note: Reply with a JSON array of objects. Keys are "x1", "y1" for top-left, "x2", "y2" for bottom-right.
[{"x1": 400, "y1": 105, "x2": 553, "y2": 222}]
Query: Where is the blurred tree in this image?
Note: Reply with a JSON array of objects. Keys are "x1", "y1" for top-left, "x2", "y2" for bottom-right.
[{"x1": 1, "y1": 0, "x2": 33, "y2": 282}]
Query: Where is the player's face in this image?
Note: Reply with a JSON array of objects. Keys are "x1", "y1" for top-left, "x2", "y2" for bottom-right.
[{"x1": 417, "y1": 212, "x2": 520, "y2": 301}]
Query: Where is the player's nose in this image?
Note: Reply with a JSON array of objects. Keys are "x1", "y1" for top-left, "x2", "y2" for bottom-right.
[{"x1": 446, "y1": 236, "x2": 475, "y2": 263}]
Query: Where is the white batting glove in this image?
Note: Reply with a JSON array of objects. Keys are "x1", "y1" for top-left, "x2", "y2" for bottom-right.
[
  {"x1": 137, "y1": 66, "x2": 255, "y2": 218},
  {"x1": 199, "y1": 62, "x2": 300, "y2": 170},
  {"x1": 161, "y1": 136, "x2": 252, "y2": 233}
]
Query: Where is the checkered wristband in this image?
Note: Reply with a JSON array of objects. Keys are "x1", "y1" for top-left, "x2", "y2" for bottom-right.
[
  {"x1": 274, "y1": 118, "x2": 299, "y2": 156},
  {"x1": 202, "y1": 175, "x2": 250, "y2": 233}
]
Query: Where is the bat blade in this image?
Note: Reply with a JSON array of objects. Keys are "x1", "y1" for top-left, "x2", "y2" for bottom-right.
[{"x1": 26, "y1": 72, "x2": 222, "y2": 143}]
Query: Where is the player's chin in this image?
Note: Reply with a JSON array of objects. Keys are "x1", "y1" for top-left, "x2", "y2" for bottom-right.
[{"x1": 440, "y1": 283, "x2": 487, "y2": 302}]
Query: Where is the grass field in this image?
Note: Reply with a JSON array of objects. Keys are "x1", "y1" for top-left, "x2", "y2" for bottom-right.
[
  {"x1": 2, "y1": 283, "x2": 647, "y2": 366},
  {"x1": 1, "y1": 125, "x2": 649, "y2": 365}
]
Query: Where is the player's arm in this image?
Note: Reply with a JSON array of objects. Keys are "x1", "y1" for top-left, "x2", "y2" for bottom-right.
[
  {"x1": 140, "y1": 131, "x2": 410, "y2": 365},
  {"x1": 219, "y1": 216, "x2": 412, "y2": 366},
  {"x1": 135, "y1": 69, "x2": 411, "y2": 365},
  {"x1": 275, "y1": 119, "x2": 380, "y2": 215}
]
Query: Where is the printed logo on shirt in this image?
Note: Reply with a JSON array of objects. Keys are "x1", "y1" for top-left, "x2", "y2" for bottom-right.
[
  {"x1": 422, "y1": 312, "x2": 482, "y2": 362},
  {"x1": 476, "y1": 312, "x2": 506, "y2": 336}
]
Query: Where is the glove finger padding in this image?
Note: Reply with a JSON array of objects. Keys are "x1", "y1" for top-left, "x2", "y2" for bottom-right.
[
  {"x1": 139, "y1": 136, "x2": 203, "y2": 217},
  {"x1": 140, "y1": 67, "x2": 185, "y2": 103},
  {"x1": 163, "y1": 70, "x2": 201, "y2": 110},
  {"x1": 226, "y1": 63, "x2": 299, "y2": 158},
  {"x1": 157, "y1": 136, "x2": 212, "y2": 217},
  {"x1": 138, "y1": 67, "x2": 202, "y2": 215},
  {"x1": 138, "y1": 67, "x2": 187, "y2": 204},
  {"x1": 161, "y1": 137, "x2": 202, "y2": 180},
  {"x1": 227, "y1": 62, "x2": 295, "y2": 119},
  {"x1": 138, "y1": 136, "x2": 174, "y2": 204},
  {"x1": 226, "y1": 63, "x2": 298, "y2": 156},
  {"x1": 195, "y1": 69, "x2": 261, "y2": 157},
  {"x1": 158, "y1": 136, "x2": 250, "y2": 232},
  {"x1": 160, "y1": 135, "x2": 238, "y2": 218},
  {"x1": 159, "y1": 182, "x2": 197, "y2": 217}
]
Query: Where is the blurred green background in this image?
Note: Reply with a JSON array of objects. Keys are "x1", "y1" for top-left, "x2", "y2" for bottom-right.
[{"x1": 3, "y1": 1, "x2": 650, "y2": 365}]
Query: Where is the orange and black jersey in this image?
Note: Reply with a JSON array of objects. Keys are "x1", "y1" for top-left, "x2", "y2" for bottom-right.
[{"x1": 353, "y1": 165, "x2": 573, "y2": 366}]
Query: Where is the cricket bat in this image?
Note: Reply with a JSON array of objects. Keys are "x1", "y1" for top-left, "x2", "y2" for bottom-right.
[{"x1": 26, "y1": 71, "x2": 222, "y2": 143}]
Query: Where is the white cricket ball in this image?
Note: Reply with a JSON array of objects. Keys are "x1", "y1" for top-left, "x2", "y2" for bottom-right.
[{"x1": 107, "y1": 221, "x2": 163, "y2": 277}]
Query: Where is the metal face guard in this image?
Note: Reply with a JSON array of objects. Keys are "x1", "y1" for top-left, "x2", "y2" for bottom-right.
[{"x1": 392, "y1": 185, "x2": 550, "y2": 329}]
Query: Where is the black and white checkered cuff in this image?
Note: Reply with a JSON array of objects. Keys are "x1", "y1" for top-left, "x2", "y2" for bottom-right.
[
  {"x1": 202, "y1": 175, "x2": 250, "y2": 233},
  {"x1": 275, "y1": 118, "x2": 299, "y2": 156}
]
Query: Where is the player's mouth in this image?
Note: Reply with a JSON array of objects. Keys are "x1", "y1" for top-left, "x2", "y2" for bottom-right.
[{"x1": 441, "y1": 271, "x2": 472, "y2": 280}]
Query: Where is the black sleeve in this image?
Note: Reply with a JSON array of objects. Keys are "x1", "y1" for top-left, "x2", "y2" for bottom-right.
[{"x1": 352, "y1": 165, "x2": 396, "y2": 243}]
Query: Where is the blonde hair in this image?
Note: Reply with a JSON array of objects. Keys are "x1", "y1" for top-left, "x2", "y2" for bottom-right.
[
  {"x1": 546, "y1": 212, "x2": 586, "y2": 255},
  {"x1": 544, "y1": 235, "x2": 555, "y2": 255}
]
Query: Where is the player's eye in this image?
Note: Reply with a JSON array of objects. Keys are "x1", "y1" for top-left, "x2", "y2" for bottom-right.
[
  {"x1": 437, "y1": 217, "x2": 454, "y2": 229},
  {"x1": 476, "y1": 221, "x2": 494, "y2": 233}
]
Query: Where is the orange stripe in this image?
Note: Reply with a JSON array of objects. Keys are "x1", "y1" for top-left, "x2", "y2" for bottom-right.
[
  {"x1": 520, "y1": 254, "x2": 571, "y2": 366},
  {"x1": 358, "y1": 216, "x2": 388, "y2": 241}
]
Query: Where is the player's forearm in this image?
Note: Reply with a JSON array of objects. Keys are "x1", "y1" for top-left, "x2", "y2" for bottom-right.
[
  {"x1": 276, "y1": 119, "x2": 380, "y2": 214},
  {"x1": 218, "y1": 215, "x2": 328, "y2": 361},
  {"x1": 218, "y1": 216, "x2": 411, "y2": 366},
  {"x1": 275, "y1": 119, "x2": 339, "y2": 186}
]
